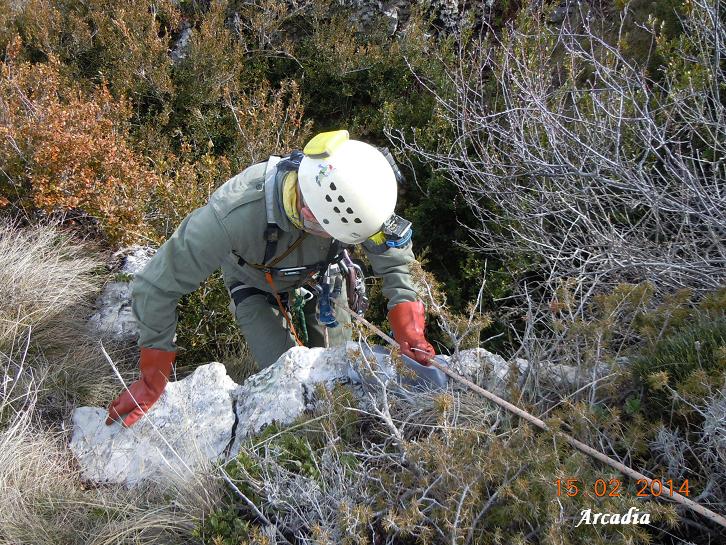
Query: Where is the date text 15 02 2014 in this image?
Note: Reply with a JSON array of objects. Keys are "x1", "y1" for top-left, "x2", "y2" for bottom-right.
[{"x1": 555, "y1": 478, "x2": 689, "y2": 498}]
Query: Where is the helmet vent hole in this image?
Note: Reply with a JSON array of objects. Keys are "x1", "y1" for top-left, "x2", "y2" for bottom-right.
[
  {"x1": 322, "y1": 219, "x2": 330, "y2": 225},
  {"x1": 341, "y1": 217, "x2": 349, "y2": 223},
  {"x1": 346, "y1": 207, "x2": 354, "y2": 214},
  {"x1": 325, "y1": 195, "x2": 332, "y2": 202},
  {"x1": 333, "y1": 206, "x2": 340, "y2": 213},
  {"x1": 338, "y1": 196, "x2": 345, "y2": 203},
  {"x1": 329, "y1": 182, "x2": 337, "y2": 190},
  {"x1": 354, "y1": 218, "x2": 362, "y2": 223}
]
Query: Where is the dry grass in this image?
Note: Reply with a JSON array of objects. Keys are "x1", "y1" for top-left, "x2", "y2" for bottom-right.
[
  {"x1": 0, "y1": 365, "x2": 226, "y2": 545},
  {"x1": 220, "y1": 342, "x2": 259, "y2": 385},
  {"x1": 0, "y1": 219, "x2": 128, "y2": 417},
  {"x1": 0, "y1": 219, "x2": 101, "y2": 349},
  {"x1": 0, "y1": 220, "x2": 229, "y2": 544}
]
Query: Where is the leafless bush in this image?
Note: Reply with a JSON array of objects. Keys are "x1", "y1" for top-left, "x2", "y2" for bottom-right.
[
  {"x1": 702, "y1": 391, "x2": 726, "y2": 467},
  {"x1": 649, "y1": 382, "x2": 726, "y2": 509},
  {"x1": 651, "y1": 426, "x2": 688, "y2": 479},
  {"x1": 392, "y1": 0, "x2": 724, "y2": 306},
  {"x1": 229, "y1": 417, "x2": 371, "y2": 544}
]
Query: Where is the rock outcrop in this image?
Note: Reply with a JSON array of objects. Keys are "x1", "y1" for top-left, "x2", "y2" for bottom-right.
[
  {"x1": 87, "y1": 246, "x2": 155, "y2": 343},
  {"x1": 71, "y1": 343, "x2": 531, "y2": 486},
  {"x1": 71, "y1": 345, "x2": 362, "y2": 486},
  {"x1": 70, "y1": 362, "x2": 237, "y2": 486},
  {"x1": 230, "y1": 345, "x2": 355, "y2": 454},
  {"x1": 447, "y1": 348, "x2": 529, "y2": 395}
]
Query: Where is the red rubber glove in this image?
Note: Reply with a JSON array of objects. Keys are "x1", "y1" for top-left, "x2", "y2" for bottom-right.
[
  {"x1": 389, "y1": 301, "x2": 436, "y2": 366},
  {"x1": 105, "y1": 347, "x2": 175, "y2": 427}
]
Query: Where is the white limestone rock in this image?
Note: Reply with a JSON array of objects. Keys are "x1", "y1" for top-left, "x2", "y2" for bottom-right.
[
  {"x1": 171, "y1": 24, "x2": 192, "y2": 63},
  {"x1": 434, "y1": 0, "x2": 461, "y2": 30},
  {"x1": 336, "y1": 0, "x2": 456, "y2": 35},
  {"x1": 87, "y1": 246, "x2": 155, "y2": 342},
  {"x1": 70, "y1": 362, "x2": 237, "y2": 486},
  {"x1": 537, "y1": 361, "x2": 612, "y2": 388},
  {"x1": 120, "y1": 246, "x2": 156, "y2": 275},
  {"x1": 446, "y1": 348, "x2": 529, "y2": 395},
  {"x1": 70, "y1": 344, "x2": 520, "y2": 486},
  {"x1": 229, "y1": 344, "x2": 355, "y2": 455},
  {"x1": 382, "y1": 4, "x2": 399, "y2": 35}
]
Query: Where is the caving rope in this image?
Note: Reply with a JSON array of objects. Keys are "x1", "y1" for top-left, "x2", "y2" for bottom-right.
[{"x1": 338, "y1": 306, "x2": 726, "y2": 531}]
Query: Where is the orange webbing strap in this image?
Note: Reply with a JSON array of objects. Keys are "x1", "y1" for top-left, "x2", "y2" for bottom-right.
[
  {"x1": 245, "y1": 232, "x2": 308, "y2": 271},
  {"x1": 267, "y1": 232, "x2": 308, "y2": 267},
  {"x1": 265, "y1": 270, "x2": 305, "y2": 347}
]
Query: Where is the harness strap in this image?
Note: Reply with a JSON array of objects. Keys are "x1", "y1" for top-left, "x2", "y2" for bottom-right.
[
  {"x1": 262, "y1": 224, "x2": 280, "y2": 264},
  {"x1": 230, "y1": 284, "x2": 267, "y2": 307},
  {"x1": 265, "y1": 271, "x2": 305, "y2": 347},
  {"x1": 229, "y1": 283, "x2": 290, "y2": 307},
  {"x1": 266, "y1": 231, "x2": 308, "y2": 267},
  {"x1": 234, "y1": 233, "x2": 308, "y2": 272}
]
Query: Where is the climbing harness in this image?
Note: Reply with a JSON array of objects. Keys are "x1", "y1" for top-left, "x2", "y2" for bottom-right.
[{"x1": 230, "y1": 151, "x2": 376, "y2": 346}]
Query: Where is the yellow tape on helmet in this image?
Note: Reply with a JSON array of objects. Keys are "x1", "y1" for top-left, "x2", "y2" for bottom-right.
[
  {"x1": 368, "y1": 231, "x2": 386, "y2": 245},
  {"x1": 303, "y1": 130, "x2": 350, "y2": 158}
]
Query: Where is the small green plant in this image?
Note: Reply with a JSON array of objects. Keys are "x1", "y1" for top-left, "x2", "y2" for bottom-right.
[
  {"x1": 113, "y1": 272, "x2": 134, "y2": 283},
  {"x1": 633, "y1": 288, "x2": 726, "y2": 406},
  {"x1": 174, "y1": 271, "x2": 245, "y2": 373},
  {"x1": 193, "y1": 506, "x2": 254, "y2": 545}
]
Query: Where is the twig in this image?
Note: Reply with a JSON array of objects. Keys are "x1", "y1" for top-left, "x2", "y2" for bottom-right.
[
  {"x1": 218, "y1": 469, "x2": 294, "y2": 545},
  {"x1": 340, "y1": 307, "x2": 726, "y2": 530}
]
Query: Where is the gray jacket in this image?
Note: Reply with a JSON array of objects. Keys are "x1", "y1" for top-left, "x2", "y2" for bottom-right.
[{"x1": 132, "y1": 157, "x2": 419, "y2": 351}]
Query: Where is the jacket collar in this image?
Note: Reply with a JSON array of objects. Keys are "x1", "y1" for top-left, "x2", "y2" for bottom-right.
[{"x1": 269, "y1": 162, "x2": 295, "y2": 232}]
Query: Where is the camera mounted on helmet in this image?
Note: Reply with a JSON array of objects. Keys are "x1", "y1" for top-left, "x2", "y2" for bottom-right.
[{"x1": 381, "y1": 214, "x2": 413, "y2": 248}]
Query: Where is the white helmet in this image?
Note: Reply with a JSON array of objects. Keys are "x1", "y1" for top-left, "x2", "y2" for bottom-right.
[{"x1": 298, "y1": 130, "x2": 397, "y2": 244}]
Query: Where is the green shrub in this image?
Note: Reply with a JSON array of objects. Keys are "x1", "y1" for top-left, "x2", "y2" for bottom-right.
[
  {"x1": 633, "y1": 289, "x2": 726, "y2": 425},
  {"x1": 635, "y1": 316, "x2": 726, "y2": 385},
  {"x1": 174, "y1": 271, "x2": 245, "y2": 374}
]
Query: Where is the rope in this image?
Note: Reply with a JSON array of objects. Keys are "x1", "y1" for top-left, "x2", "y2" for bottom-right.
[
  {"x1": 340, "y1": 306, "x2": 726, "y2": 530},
  {"x1": 265, "y1": 271, "x2": 305, "y2": 347}
]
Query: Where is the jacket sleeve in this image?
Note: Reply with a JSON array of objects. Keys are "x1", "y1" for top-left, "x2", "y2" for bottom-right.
[
  {"x1": 132, "y1": 204, "x2": 233, "y2": 351},
  {"x1": 361, "y1": 238, "x2": 419, "y2": 310}
]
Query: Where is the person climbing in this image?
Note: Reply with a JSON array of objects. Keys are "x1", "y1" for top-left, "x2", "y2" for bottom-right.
[{"x1": 106, "y1": 130, "x2": 436, "y2": 427}]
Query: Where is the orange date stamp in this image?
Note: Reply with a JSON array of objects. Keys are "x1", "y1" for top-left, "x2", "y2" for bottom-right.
[{"x1": 555, "y1": 478, "x2": 690, "y2": 498}]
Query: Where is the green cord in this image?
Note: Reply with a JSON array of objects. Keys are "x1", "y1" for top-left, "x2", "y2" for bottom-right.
[{"x1": 290, "y1": 289, "x2": 309, "y2": 345}]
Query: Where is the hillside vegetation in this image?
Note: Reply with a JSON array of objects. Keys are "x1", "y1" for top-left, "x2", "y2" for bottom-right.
[{"x1": 0, "y1": 1, "x2": 724, "y2": 544}]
